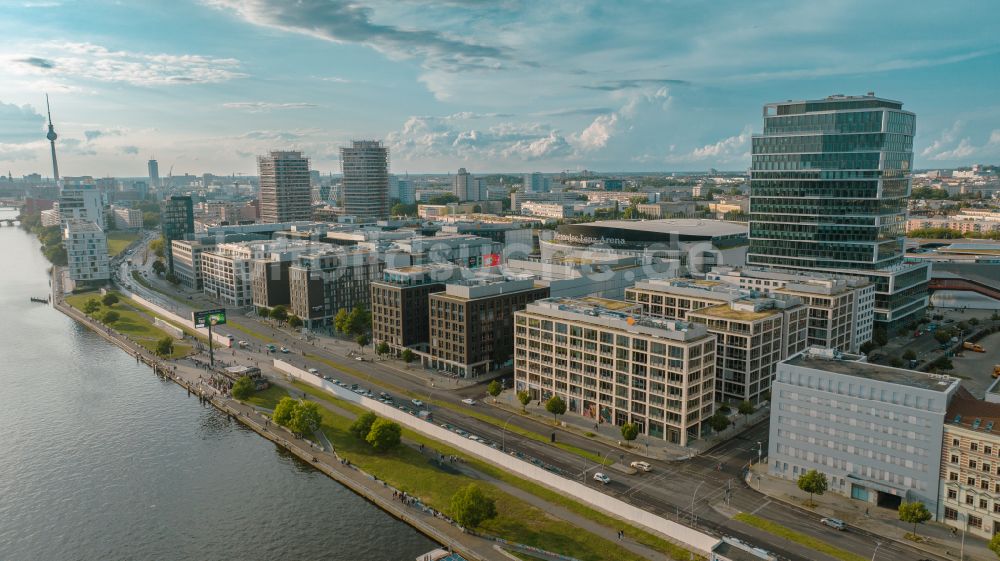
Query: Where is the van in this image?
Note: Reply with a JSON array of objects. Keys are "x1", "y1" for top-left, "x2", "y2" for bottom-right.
[{"x1": 820, "y1": 517, "x2": 846, "y2": 531}]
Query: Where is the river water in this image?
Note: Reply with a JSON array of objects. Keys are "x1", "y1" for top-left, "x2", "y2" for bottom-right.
[{"x1": 0, "y1": 208, "x2": 435, "y2": 560}]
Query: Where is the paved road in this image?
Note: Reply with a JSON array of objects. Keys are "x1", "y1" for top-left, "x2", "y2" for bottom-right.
[{"x1": 115, "y1": 237, "x2": 950, "y2": 561}]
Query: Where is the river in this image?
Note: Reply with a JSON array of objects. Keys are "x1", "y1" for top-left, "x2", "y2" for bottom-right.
[{"x1": 0, "y1": 208, "x2": 436, "y2": 560}]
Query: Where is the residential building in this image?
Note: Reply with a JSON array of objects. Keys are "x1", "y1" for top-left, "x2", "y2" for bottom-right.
[
  {"x1": 148, "y1": 159, "x2": 159, "y2": 189},
  {"x1": 514, "y1": 296, "x2": 716, "y2": 446},
  {"x1": 250, "y1": 242, "x2": 329, "y2": 310},
  {"x1": 940, "y1": 388, "x2": 1000, "y2": 537},
  {"x1": 636, "y1": 201, "x2": 698, "y2": 218},
  {"x1": 40, "y1": 206, "x2": 61, "y2": 227},
  {"x1": 201, "y1": 241, "x2": 316, "y2": 308},
  {"x1": 520, "y1": 201, "x2": 574, "y2": 218},
  {"x1": 748, "y1": 94, "x2": 930, "y2": 329},
  {"x1": 453, "y1": 168, "x2": 483, "y2": 201},
  {"x1": 111, "y1": 205, "x2": 143, "y2": 230},
  {"x1": 59, "y1": 177, "x2": 105, "y2": 229},
  {"x1": 427, "y1": 272, "x2": 549, "y2": 377},
  {"x1": 397, "y1": 178, "x2": 415, "y2": 204},
  {"x1": 392, "y1": 234, "x2": 502, "y2": 268},
  {"x1": 625, "y1": 278, "x2": 743, "y2": 320},
  {"x1": 341, "y1": 140, "x2": 390, "y2": 220},
  {"x1": 523, "y1": 172, "x2": 551, "y2": 193},
  {"x1": 907, "y1": 216, "x2": 1000, "y2": 235},
  {"x1": 258, "y1": 150, "x2": 312, "y2": 223},
  {"x1": 370, "y1": 264, "x2": 462, "y2": 353},
  {"x1": 510, "y1": 255, "x2": 679, "y2": 300},
  {"x1": 687, "y1": 297, "x2": 807, "y2": 404},
  {"x1": 768, "y1": 348, "x2": 959, "y2": 516},
  {"x1": 288, "y1": 248, "x2": 384, "y2": 329},
  {"x1": 705, "y1": 266, "x2": 875, "y2": 353},
  {"x1": 162, "y1": 195, "x2": 194, "y2": 273},
  {"x1": 510, "y1": 191, "x2": 579, "y2": 212},
  {"x1": 64, "y1": 219, "x2": 109, "y2": 284}
]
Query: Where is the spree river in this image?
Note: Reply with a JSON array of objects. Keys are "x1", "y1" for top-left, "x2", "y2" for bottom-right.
[{"x1": 0, "y1": 208, "x2": 435, "y2": 561}]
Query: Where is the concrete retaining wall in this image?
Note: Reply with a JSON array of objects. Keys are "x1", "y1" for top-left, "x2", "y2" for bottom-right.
[
  {"x1": 274, "y1": 360, "x2": 719, "y2": 556},
  {"x1": 117, "y1": 287, "x2": 230, "y2": 347},
  {"x1": 154, "y1": 317, "x2": 185, "y2": 339}
]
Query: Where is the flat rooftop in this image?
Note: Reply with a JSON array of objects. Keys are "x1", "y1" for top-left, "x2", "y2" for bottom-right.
[
  {"x1": 785, "y1": 351, "x2": 957, "y2": 392},
  {"x1": 585, "y1": 219, "x2": 747, "y2": 237},
  {"x1": 688, "y1": 301, "x2": 783, "y2": 321}
]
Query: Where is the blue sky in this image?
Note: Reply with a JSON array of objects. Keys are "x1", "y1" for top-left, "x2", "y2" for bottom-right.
[{"x1": 1, "y1": 0, "x2": 999, "y2": 177}]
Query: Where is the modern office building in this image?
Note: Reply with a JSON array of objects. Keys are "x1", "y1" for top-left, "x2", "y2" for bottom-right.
[
  {"x1": 162, "y1": 195, "x2": 194, "y2": 273},
  {"x1": 748, "y1": 94, "x2": 930, "y2": 330},
  {"x1": 768, "y1": 348, "x2": 959, "y2": 516},
  {"x1": 523, "y1": 172, "x2": 551, "y2": 193},
  {"x1": 64, "y1": 219, "x2": 110, "y2": 284},
  {"x1": 370, "y1": 264, "x2": 462, "y2": 354},
  {"x1": 391, "y1": 234, "x2": 502, "y2": 268},
  {"x1": 625, "y1": 278, "x2": 743, "y2": 320},
  {"x1": 288, "y1": 248, "x2": 384, "y2": 329},
  {"x1": 170, "y1": 239, "x2": 212, "y2": 290},
  {"x1": 939, "y1": 388, "x2": 1000, "y2": 536},
  {"x1": 453, "y1": 168, "x2": 483, "y2": 202},
  {"x1": 59, "y1": 178, "x2": 105, "y2": 229},
  {"x1": 705, "y1": 266, "x2": 875, "y2": 353},
  {"x1": 426, "y1": 272, "x2": 549, "y2": 377},
  {"x1": 258, "y1": 150, "x2": 312, "y2": 223},
  {"x1": 341, "y1": 140, "x2": 390, "y2": 220},
  {"x1": 250, "y1": 242, "x2": 329, "y2": 310},
  {"x1": 514, "y1": 296, "x2": 717, "y2": 446}
]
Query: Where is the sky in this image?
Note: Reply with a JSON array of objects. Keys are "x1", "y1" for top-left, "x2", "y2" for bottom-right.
[{"x1": 1, "y1": 0, "x2": 999, "y2": 178}]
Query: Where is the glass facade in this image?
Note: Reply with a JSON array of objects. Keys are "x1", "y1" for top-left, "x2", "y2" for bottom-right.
[{"x1": 748, "y1": 95, "x2": 927, "y2": 329}]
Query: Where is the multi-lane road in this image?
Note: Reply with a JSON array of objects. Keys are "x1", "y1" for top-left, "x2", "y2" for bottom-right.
[{"x1": 114, "y1": 238, "x2": 946, "y2": 561}]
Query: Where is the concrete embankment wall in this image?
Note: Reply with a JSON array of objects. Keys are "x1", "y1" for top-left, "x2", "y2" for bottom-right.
[
  {"x1": 117, "y1": 287, "x2": 231, "y2": 347},
  {"x1": 154, "y1": 317, "x2": 185, "y2": 339},
  {"x1": 274, "y1": 360, "x2": 720, "y2": 556}
]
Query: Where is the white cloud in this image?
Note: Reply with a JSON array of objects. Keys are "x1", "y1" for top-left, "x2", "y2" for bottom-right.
[
  {"x1": 665, "y1": 126, "x2": 752, "y2": 165},
  {"x1": 4, "y1": 42, "x2": 246, "y2": 86},
  {"x1": 222, "y1": 102, "x2": 318, "y2": 112},
  {"x1": 0, "y1": 101, "x2": 45, "y2": 143},
  {"x1": 574, "y1": 113, "x2": 618, "y2": 151}
]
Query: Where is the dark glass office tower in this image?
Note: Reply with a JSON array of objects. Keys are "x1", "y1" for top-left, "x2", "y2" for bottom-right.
[
  {"x1": 748, "y1": 94, "x2": 929, "y2": 331},
  {"x1": 162, "y1": 195, "x2": 194, "y2": 273}
]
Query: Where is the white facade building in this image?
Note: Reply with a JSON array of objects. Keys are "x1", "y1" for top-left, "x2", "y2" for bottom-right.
[
  {"x1": 59, "y1": 178, "x2": 105, "y2": 229},
  {"x1": 64, "y1": 219, "x2": 110, "y2": 283}
]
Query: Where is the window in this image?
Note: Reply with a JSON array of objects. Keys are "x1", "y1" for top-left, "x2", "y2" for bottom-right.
[
  {"x1": 969, "y1": 515, "x2": 982, "y2": 529},
  {"x1": 972, "y1": 443, "x2": 980, "y2": 452},
  {"x1": 987, "y1": 446, "x2": 993, "y2": 455},
  {"x1": 966, "y1": 494, "x2": 975, "y2": 505},
  {"x1": 950, "y1": 472, "x2": 959, "y2": 481},
  {"x1": 970, "y1": 459, "x2": 978, "y2": 469},
  {"x1": 951, "y1": 454, "x2": 959, "y2": 464},
  {"x1": 953, "y1": 438, "x2": 960, "y2": 446},
  {"x1": 945, "y1": 507, "x2": 959, "y2": 520},
  {"x1": 948, "y1": 489, "x2": 958, "y2": 499},
  {"x1": 980, "y1": 499, "x2": 988, "y2": 509}
]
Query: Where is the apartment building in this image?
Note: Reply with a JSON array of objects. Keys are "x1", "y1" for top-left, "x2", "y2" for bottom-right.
[
  {"x1": 392, "y1": 234, "x2": 502, "y2": 268},
  {"x1": 705, "y1": 266, "x2": 875, "y2": 353},
  {"x1": 288, "y1": 248, "x2": 384, "y2": 329},
  {"x1": 769, "y1": 348, "x2": 959, "y2": 516},
  {"x1": 939, "y1": 388, "x2": 1000, "y2": 537},
  {"x1": 64, "y1": 219, "x2": 110, "y2": 284},
  {"x1": 59, "y1": 178, "x2": 105, "y2": 229},
  {"x1": 340, "y1": 140, "x2": 390, "y2": 220},
  {"x1": 258, "y1": 150, "x2": 312, "y2": 223},
  {"x1": 427, "y1": 272, "x2": 549, "y2": 377},
  {"x1": 687, "y1": 297, "x2": 807, "y2": 404},
  {"x1": 111, "y1": 205, "x2": 143, "y2": 230},
  {"x1": 370, "y1": 264, "x2": 462, "y2": 353},
  {"x1": 514, "y1": 296, "x2": 716, "y2": 446},
  {"x1": 251, "y1": 242, "x2": 329, "y2": 310},
  {"x1": 625, "y1": 278, "x2": 742, "y2": 320}
]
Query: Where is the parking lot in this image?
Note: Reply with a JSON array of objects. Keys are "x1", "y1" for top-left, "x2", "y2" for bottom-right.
[{"x1": 951, "y1": 330, "x2": 1000, "y2": 398}]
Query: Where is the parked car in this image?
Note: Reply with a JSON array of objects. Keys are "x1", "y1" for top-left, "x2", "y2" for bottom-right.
[
  {"x1": 820, "y1": 517, "x2": 846, "y2": 531},
  {"x1": 279, "y1": 347, "x2": 290, "y2": 353},
  {"x1": 461, "y1": 398, "x2": 477, "y2": 406},
  {"x1": 630, "y1": 461, "x2": 652, "y2": 472},
  {"x1": 593, "y1": 472, "x2": 611, "y2": 484},
  {"x1": 411, "y1": 399, "x2": 425, "y2": 407},
  {"x1": 307, "y1": 367, "x2": 318, "y2": 374}
]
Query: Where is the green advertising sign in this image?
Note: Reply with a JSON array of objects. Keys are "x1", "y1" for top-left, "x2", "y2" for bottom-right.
[{"x1": 193, "y1": 308, "x2": 227, "y2": 328}]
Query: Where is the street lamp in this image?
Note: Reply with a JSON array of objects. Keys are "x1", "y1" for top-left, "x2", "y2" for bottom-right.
[
  {"x1": 870, "y1": 541, "x2": 881, "y2": 561},
  {"x1": 690, "y1": 480, "x2": 706, "y2": 523},
  {"x1": 757, "y1": 441, "x2": 763, "y2": 466},
  {"x1": 582, "y1": 449, "x2": 615, "y2": 482},
  {"x1": 501, "y1": 413, "x2": 516, "y2": 453}
]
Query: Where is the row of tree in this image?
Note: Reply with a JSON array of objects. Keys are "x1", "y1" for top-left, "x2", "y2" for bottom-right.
[
  {"x1": 272, "y1": 397, "x2": 323, "y2": 437},
  {"x1": 258, "y1": 305, "x2": 305, "y2": 329},
  {"x1": 348, "y1": 411, "x2": 402, "y2": 452}
]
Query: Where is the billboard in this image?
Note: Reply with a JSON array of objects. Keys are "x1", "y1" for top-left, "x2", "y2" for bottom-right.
[{"x1": 193, "y1": 308, "x2": 227, "y2": 328}]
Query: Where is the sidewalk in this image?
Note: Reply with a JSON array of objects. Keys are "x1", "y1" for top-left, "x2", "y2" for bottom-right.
[
  {"x1": 749, "y1": 464, "x2": 993, "y2": 561},
  {"x1": 491, "y1": 390, "x2": 770, "y2": 461}
]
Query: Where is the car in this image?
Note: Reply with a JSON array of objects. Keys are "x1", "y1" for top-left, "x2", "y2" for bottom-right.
[
  {"x1": 266, "y1": 344, "x2": 276, "y2": 352},
  {"x1": 307, "y1": 367, "x2": 318, "y2": 374},
  {"x1": 238, "y1": 340, "x2": 249, "y2": 348},
  {"x1": 411, "y1": 399, "x2": 425, "y2": 407},
  {"x1": 322, "y1": 375, "x2": 332, "y2": 381},
  {"x1": 461, "y1": 398, "x2": 477, "y2": 406},
  {"x1": 331, "y1": 379, "x2": 340, "y2": 385},
  {"x1": 355, "y1": 356, "x2": 364, "y2": 361},
  {"x1": 593, "y1": 472, "x2": 611, "y2": 484},
  {"x1": 279, "y1": 347, "x2": 290, "y2": 353},
  {"x1": 630, "y1": 461, "x2": 652, "y2": 472},
  {"x1": 820, "y1": 517, "x2": 846, "y2": 531}
]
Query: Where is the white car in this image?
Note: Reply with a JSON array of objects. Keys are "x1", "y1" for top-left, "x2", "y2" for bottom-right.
[
  {"x1": 593, "y1": 472, "x2": 611, "y2": 484},
  {"x1": 307, "y1": 368, "x2": 318, "y2": 374},
  {"x1": 461, "y1": 398, "x2": 477, "y2": 406},
  {"x1": 630, "y1": 461, "x2": 652, "y2": 472},
  {"x1": 411, "y1": 399, "x2": 425, "y2": 407}
]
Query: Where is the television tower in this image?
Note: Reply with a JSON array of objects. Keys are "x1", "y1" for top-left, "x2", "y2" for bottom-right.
[{"x1": 45, "y1": 94, "x2": 59, "y2": 181}]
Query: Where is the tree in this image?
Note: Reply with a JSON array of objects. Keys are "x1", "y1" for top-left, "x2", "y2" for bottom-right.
[
  {"x1": 391, "y1": 203, "x2": 418, "y2": 217},
  {"x1": 621, "y1": 422, "x2": 639, "y2": 445},
  {"x1": 707, "y1": 411, "x2": 731, "y2": 433},
  {"x1": 970, "y1": 317, "x2": 980, "y2": 327},
  {"x1": 427, "y1": 193, "x2": 459, "y2": 205},
  {"x1": 517, "y1": 390, "x2": 531, "y2": 412},
  {"x1": 796, "y1": 469, "x2": 828, "y2": 506},
  {"x1": 347, "y1": 306, "x2": 371, "y2": 336},
  {"x1": 902, "y1": 349, "x2": 917, "y2": 361},
  {"x1": 988, "y1": 533, "x2": 1000, "y2": 558},
  {"x1": 889, "y1": 357, "x2": 903, "y2": 367},
  {"x1": 450, "y1": 483, "x2": 497, "y2": 532},
  {"x1": 375, "y1": 342, "x2": 390, "y2": 356},
  {"x1": 898, "y1": 501, "x2": 932, "y2": 538},
  {"x1": 545, "y1": 395, "x2": 566, "y2": 423},
  {"x1": 102, "y1": 310, "x2": 120, "y2": 324},
  {"x1": 401, "y1": 349, "x2": 415, "y2": 364},
  {"x1": 272, "y1": 397, "x2": 298, "y2": 427},
  {"x1": 366, "y1": 418, "x2": 402, "y2": 451},
  {"x1": 487, "y1": 380, "x2": 502, "y2": 402},
  {"x1": 155, "y1": 336, "x2": 174, "y2": 357},
  {"x1": 355, "y1": 333, "x2": 369, "y2": 350},
  {"x1": 101, "y1": 293, "x2": 119, "y2": 307},
  {"x1": 83, "y1": 298, "x2": 101, "y2": 314},
  {"x1": 165, "y1": 272, "x2": 180, "y2": 285},
  {"x1": 149, "y1": 238, "x2": 165, "y2": 258},
  {"x1": 287, "y1": 315, "x2": 303, "y2": 329},
  {"x1": 231, "y1": 375, "x2": 255, "y2": 400},
  {"x1": 349, "y1": 411, "x2": 378, "y2": 440},
  {"x1": 859, "y1": 341, "x2": 875, "y2": 354},
  {"x1": 333, "y1": 308, "x2": 350, "y2": 333},
  {"x1": 151, "y1": 260, "x2": 166, "y2": 275},
  {"x1": 738, "y1": 400, "x2": 755, "y2": 423},
  {"x1": 873, "y1": 328, "x2": 889, "y2": 347},
  {"x1": 269, "y1": 305, "x2": 288, "y2": 323},
  {"x1": 289, "y1": 401, "x2": 322, "y2": 436},
  {"x1": 257, "y1": 306, "x2": 270, "y2": 318}
]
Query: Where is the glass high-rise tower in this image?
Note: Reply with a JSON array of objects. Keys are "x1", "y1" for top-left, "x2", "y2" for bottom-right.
[{"x1": 748, "y1": 93, "x2": 929, "y2": 331}]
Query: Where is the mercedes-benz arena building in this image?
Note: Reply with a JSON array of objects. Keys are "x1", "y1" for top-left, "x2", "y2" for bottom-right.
[{"x1": 540, "y1": 219, "x2": 748, "y2": 274}]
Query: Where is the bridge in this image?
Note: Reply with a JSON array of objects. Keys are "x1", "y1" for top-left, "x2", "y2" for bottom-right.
[
  {"x1": 929, "y1": 275, "x2": 1000, "y2": 302},
  {"x1": 0, "y1": 218, "x2": 19, "y2": 226}
]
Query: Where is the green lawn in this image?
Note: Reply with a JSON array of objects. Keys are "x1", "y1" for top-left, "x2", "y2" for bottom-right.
[
  {"x1": 244, "y1": 385, "x2": 287, "y2": 410},
  {"x1": 287, "y1": 380, "x2": 699, "y2": 561},
  {"x1": 733, "y1": 513, "x2": 867, "y2": 561},
  {"x1": 106, "y1": 231, "x2": 140, "y2": 256},
  {"x1": 65, "y1": 292, "x2": 191, "y2": 359}
]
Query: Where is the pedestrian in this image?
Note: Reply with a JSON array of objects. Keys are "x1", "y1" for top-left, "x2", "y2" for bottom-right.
[{"x1": 865, "y1": 507, "x2": 869, "y2": 517}]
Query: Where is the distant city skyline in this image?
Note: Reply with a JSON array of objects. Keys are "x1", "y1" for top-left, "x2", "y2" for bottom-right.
[{"x1": 1, "y1": 1, "x2": 998, "y2": 176}]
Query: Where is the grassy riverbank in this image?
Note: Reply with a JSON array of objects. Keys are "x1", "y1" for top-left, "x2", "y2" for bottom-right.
[{"x1": 65, "y1": 291, "x2": 192, "y2": 359}]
